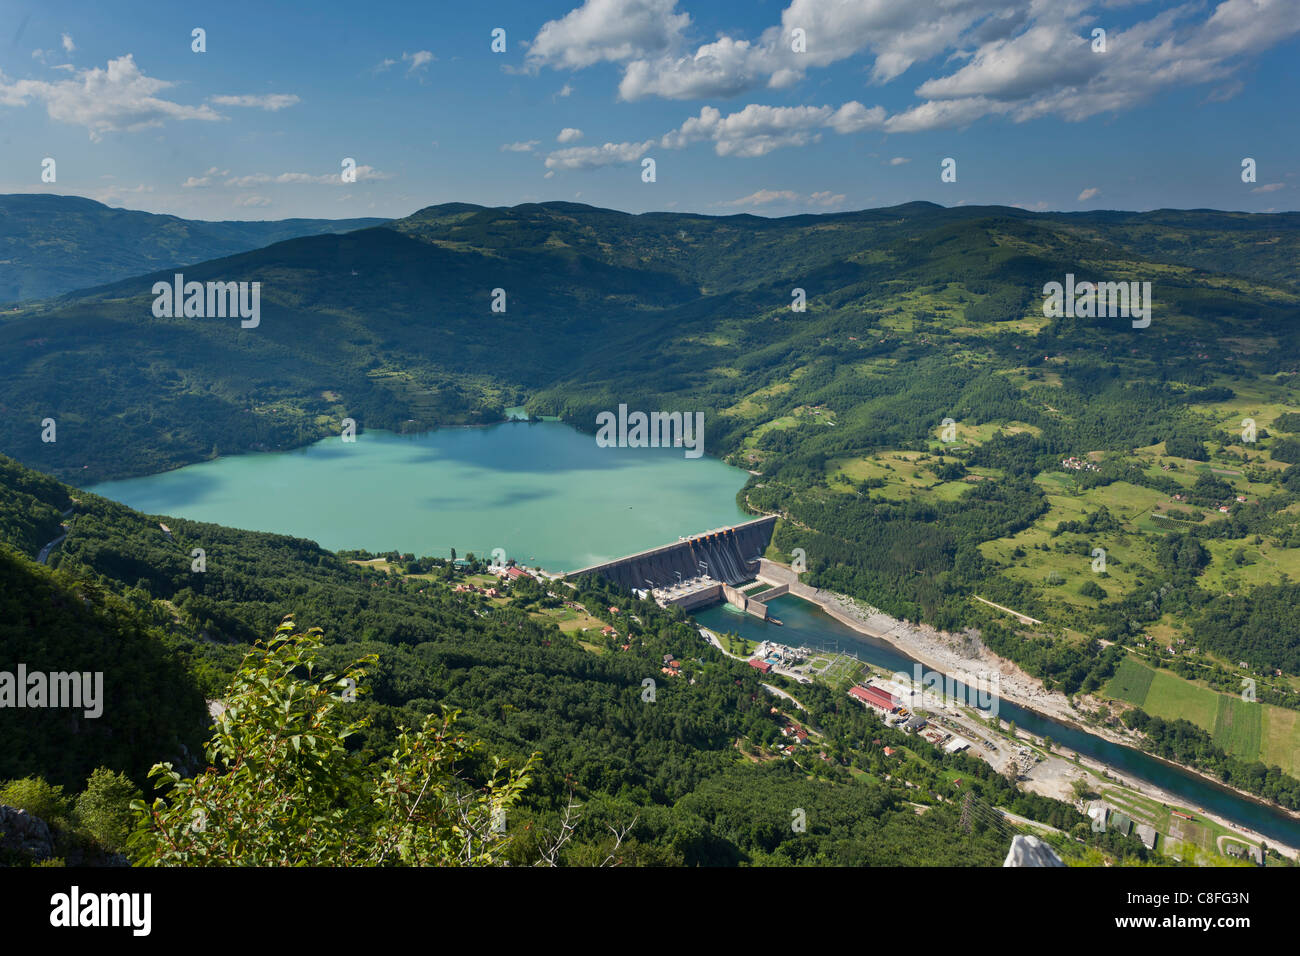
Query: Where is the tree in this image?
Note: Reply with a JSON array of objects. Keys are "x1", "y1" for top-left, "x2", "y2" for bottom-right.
[
  {"x1": 129, "y1": 617, "x2": 534, "y2": 866},
  {"x1": 74, "y1": 768, "x2": 141, "y2": 853},
  {"x1": 0, "y1": 776, "x2": 70, "y2": 826}
]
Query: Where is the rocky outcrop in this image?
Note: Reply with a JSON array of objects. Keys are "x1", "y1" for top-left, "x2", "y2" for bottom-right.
[
  {"x1": 0, "y1": 804, "x2": 55, "y2": 862},
  {"x1": 1003, "y1": 834, "x2": 1065, "y2": 867}
]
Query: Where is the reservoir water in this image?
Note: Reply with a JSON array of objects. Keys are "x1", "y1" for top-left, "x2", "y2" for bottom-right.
[
  {"x1": 696, "y1": 595, "x2": 1300, "y2": 849},
  {"x1": 86, "y1": 415, "x2": 1299, "y2": 848},
  {"x1": 87, "y1": 420, "x2": 751, "y2": 572}
]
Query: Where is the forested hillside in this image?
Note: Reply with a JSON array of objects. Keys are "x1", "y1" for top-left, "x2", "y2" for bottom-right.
[
  {"x1": 2, "y1": 199, "x2": 1299, "y2": 799},
  {"x1": 0, "y1": 193, "x2": 386, "y2": 304},
  {"x1": 0, "y1": 453, "x2": 1149, "y2": 866}
]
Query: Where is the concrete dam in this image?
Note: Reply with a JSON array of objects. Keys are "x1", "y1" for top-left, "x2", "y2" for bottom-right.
[{"x1": 566, "y1": 515, "x2": 778, "y2": 593}]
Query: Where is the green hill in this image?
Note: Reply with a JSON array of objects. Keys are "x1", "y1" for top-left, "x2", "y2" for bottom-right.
[
  {"x1": 1, "y1": 452, "x2": 1140, "y2": 866},
  {"x1": 3, "y1": 198, "x2": 1300, "y2": 749},
  {"x1": 0, "y1": 193, "x2": 387, "y2": 304}
]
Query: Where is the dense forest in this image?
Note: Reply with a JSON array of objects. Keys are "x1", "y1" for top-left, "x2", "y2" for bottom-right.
[
  {"x1": 0, "y1": 454, "x2": 1154, "y2": 866},
  {"x1": 3, "y1": 199, "x2": 1299, "y2": 862}
]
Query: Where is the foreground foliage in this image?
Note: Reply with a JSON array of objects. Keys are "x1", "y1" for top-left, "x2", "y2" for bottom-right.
[{"x1": 130, "y1": 619, "x2": 532, "y2": 866}]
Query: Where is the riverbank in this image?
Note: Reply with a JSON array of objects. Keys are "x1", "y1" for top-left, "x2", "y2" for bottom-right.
[{"x1": 753, "y1": 558, "x2": 1300, "y2": 859}]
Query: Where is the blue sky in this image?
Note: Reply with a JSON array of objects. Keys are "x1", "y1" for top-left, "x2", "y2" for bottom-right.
[{"x1": 2, "y1": 0, "x2": 1296, "y2": 220}]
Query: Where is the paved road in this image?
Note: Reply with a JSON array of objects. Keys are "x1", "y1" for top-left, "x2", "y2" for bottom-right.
[
  {"x1": 761, "y1": 682, "x2": 807, "y2": 711},
  {"x1": 36, "y1": 533, "x2": 67, "y2": 564}
]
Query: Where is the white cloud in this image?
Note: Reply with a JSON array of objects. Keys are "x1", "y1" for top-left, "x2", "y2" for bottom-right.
[
  {"x1": 224, "y1": 166, "x2": 392, "y2": 187},
  {"x1": 888, "y1": 0, "x2": 1300, "y2": 132},
  {"x1": 234, "y1": 195, "x2": 273, "y2": 208},
  {"x1": 182, "y1": 167, "x2": 229, "y2": 188},
  {"x1": 1078, "y1": 187, "x2": 1100, "y2": 201},
  {"x1": 827, "y1": 101, "x2": 887, "y2": 134},
  {"x1": 719, "y1": 188, "x2": 846, "y2": 209},
  {"x1": 540, "y1": 0, "x2": 1300, "y2": 143},
  {"x1": 374, "y1": 51, "x2": 435, "y2": 76},
  {"x1": 501, "y1": 140, "x2": 541, "y2": 152},
  {"x1": 663, "y1": 101, "x2": 883, "y2": 158},
  {"x1": 1252, "y1": 183, "x2": 1285, "y2": 193},
  {"x1": 61, "y1": 33, "x2": 75, "y2": 54},
  {"x1": 0, "y1": 54, "x2": 223, "y2": 140},
  {"x1": 557, "y1": 83, "x2": 575, "y2": 97},
  {"x1": 557, "y1": 127, "x2": 584, "y2": 143},
  {"x1": 210, "y1": 93, "x2": 301, "y2": 111},
  {"x1": 544, "y1": 139, "x2": 655, "y2": 171},
  {"x1": 719, "y1": 189, "x2": 800, "y2": 206},
  {"x1": 883, "y1": 96, "x2": 1008, "y2": 134},
  {"x1": 619, "y1": 36, "x2": 772, "y2": 100},
  {"x1": 403, "y1": 51, "x2": 435, "y2": 75},
  {"x1": 889, "y1": 157, "x2": 911, "y2": 165},
  {"x1": 527, "y1": 0, "x2": 690, "y2": 69},
  {"x1": 809, "y1": 191, "x2": 846, "y2": 207}
]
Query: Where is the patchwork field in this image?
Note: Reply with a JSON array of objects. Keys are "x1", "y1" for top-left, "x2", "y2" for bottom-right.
[{"x1": 1103, "y1": 655, "x2": 1300, "y2": 773}]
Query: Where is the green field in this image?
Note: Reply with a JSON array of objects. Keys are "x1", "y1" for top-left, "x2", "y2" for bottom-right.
[
  {"x1": 1141, "y1": 670, "x2": 1223, "y2": 730},
  {"x1": 1102, "y1": 656, "x2": 1300, "y2": 770},
  {"x1": 1212, "y1": 695, "x2": 1263, "y2": 758},
  {"x1": 1261, "y1": 707, "x2": 1300, "y2": 776},
  {"x1": 1104, "y1": 658, "x2": 1155, "y2": 705}
]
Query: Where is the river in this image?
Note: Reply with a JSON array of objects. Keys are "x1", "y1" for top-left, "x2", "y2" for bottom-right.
[{"x1": 695, "y1": 594, "x2": 1300, "y2": 848}]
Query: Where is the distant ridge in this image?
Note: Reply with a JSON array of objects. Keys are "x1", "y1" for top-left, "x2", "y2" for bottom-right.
[{"x1": 0, "y1": 193, "x2": 388, "y2": 304}]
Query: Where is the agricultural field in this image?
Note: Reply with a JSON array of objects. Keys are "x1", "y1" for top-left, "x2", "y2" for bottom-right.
[
  {"x1": 1212, "y1": 696, "x2": 1262, "y2": 759},
  {"x1": 1105, "y1": 658, "x2": 1155, "y2": 705},
  {"x1": 1102, "y1": 655, "x2": 1300, "y2": 773}
]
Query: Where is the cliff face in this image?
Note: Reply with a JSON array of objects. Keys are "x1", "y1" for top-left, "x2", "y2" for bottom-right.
[
  {"x1": 0, "y1": 805, "x2": 54, "y2": 863},
  {"x1": 1003, "y1": 834, "x2": 1065, "y2": 867}
]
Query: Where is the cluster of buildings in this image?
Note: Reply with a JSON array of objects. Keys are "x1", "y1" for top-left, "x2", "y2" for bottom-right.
[
  {"x1": 453, "y1": 582, "x2": 501, "y2": 598},
  {"x1": 1061, "y1": 456, "x2": 1099, "y2": 472},
  {"x1": 495, "y1": 565, "x2": 535, "y2": 582},
  {"x1": 847, "y1": 683, "x2": 929, "y2": 734},
  {"x1": 745, "y1": 641, "x2": 813, "y2": 682}
]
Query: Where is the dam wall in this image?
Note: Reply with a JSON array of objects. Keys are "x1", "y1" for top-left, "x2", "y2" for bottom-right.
[{"x1": 567, "y1": 515, "x2": 777, "y2": 591}]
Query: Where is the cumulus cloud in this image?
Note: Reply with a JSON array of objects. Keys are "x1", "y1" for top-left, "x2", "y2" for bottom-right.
[
  {"x1": 1078, "y1": 187, "x2": 1100, "y2": 201},
  {"x1": 532, "y1": 0, "x2": 1300, "y2": 144},
  {"x1": 557, "y1": 127, "x2": 584, "y2": 143},
  {"x1": 527, "y1": 0, "x2": 691, "y2": 70},
  {"x1": 889, "y1": 0, "x2": 1300, "y2": 132},
  {"x1": 61, "y1": 33, "x2": 75, "y2": 54},
  {"x1": 662, "y1": 101, "x2": 884, "y2": 157},
  {"x1": 374, "y1": 51, "x2": 435, "y2": 76},
  {"x1": 209, "y1": 93, "x2": 301, "y2": 111},
  {"x1": 0, "y1": 54, "x2": 222, "y2": 140},
  {"x1": 719, "y1": 188, "x2": 846, "y2": 209},
  {"x1": 403, "y1": 51, "x2": 435, "y2": 75},
  {"x1": 544, "y1": 139, "x2": 655, "y2": 171},
  {"x1": 718, "y1": 189, "x2": 800, "y2": 206},
  {"x1": 182, "y1": 166, "x2": 229, "y2": 188},
  {"x1": 225, "y1": 166, "x2": 391, "y2": 187}
]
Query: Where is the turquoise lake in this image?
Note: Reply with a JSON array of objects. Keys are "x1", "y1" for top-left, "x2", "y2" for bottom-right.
[{"x1": 87, "y1": 419, "x2": 752, "y2": 572}]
